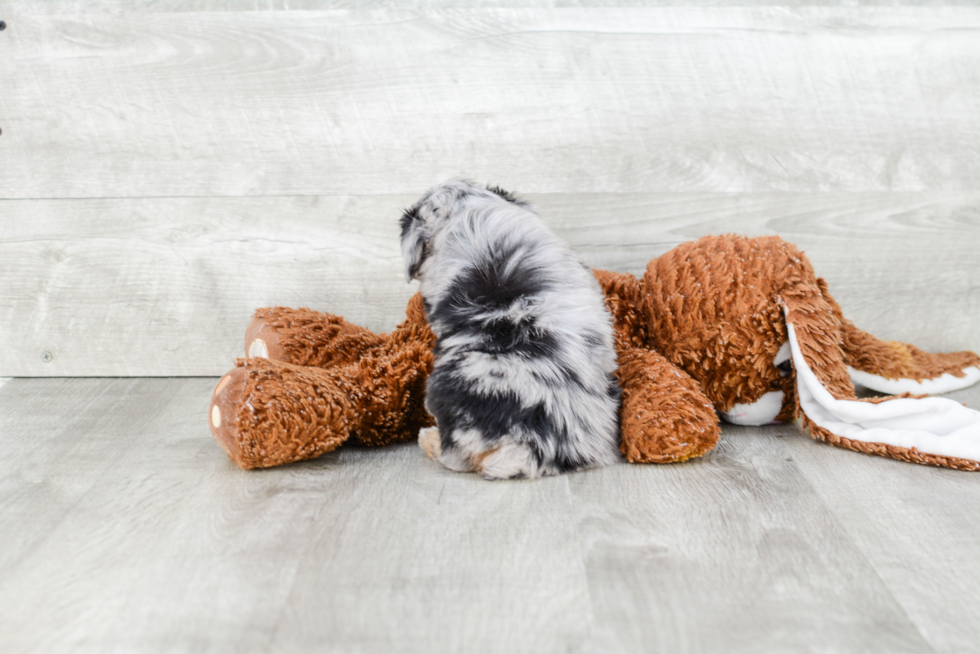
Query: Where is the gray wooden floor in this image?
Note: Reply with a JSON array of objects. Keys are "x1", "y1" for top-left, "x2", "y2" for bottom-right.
[{"x1": 2, "y1": 378, "x2": 980, "y2": 654}]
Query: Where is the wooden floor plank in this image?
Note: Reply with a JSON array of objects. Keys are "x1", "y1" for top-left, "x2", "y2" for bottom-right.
[
  {"x1": 0, "y1": 379, "x2": 179, "y2": 580},
  {"x1": 269, "y1": 450, "x2": 593, "y2": 654},
  {"x1": 0, "y1": 378, "x2": 594, "y2": 653},
  {"x1": 778, "y1": 384, "x2": 980, "y2": 654},
  {"x1": 4, "y1": 1, "x2": 968, "y2": 13},
  {"x1": 568, "y1": 433, "x2": 934, "y2": 654},
  {"x1": 0, "y1": 378, "x2": 310, "y2": 654},
  {"x1": 1, "y1": 378, "x2": 978, "y2": 652}
]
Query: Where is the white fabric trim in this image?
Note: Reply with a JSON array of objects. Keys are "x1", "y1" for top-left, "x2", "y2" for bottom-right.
[
  {"x1": 787, "y1": 323, "x2": 980, "y2": 463},
  {"x1": 721, "y1": 391, "x2": 785, "y2": 426},
  {"x1": 849, "y1": 365, "x2": 980, "y2": 395}
]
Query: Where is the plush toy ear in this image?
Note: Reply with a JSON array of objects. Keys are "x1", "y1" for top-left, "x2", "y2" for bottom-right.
[
  {"x1": 781, "y1": 287, "x2": 980, "y2": 471},
  {"x1": 400, "y1": 206, "x2": 429, "y2": 281}
]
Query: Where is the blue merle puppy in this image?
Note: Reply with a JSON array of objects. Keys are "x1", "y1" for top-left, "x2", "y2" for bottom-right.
[{"x1": 400, "y1": 179, "x2": 622, "y2": 480}]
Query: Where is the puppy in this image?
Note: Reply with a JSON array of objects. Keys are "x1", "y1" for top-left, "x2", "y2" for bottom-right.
[{"x1": 400, "y1": 179, "x2": 622, "y2": 479}]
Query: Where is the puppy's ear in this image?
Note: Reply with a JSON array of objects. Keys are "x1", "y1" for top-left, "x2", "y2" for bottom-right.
[
  {"x1": 486, "y1": 185, "x2": 529, "y2": 207},
  {"x1": 400, "y1": 206, "x2": 429, "y2": 281}
]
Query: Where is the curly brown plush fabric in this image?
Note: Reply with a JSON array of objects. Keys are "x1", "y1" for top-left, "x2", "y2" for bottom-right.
[
  {"x1": 341, "y1": 331, "x2": 435, "y2": 448},
  {"x1": 773, "y1": 244, "x2": 979, "y2": 470},
  {"x1": 642, "y1": 235, "x2": 797, "y2": 415},
  {"x1": 616, "y1": 348, "x2": 719, "y2": 463},
  {"x1": 592, "y1": 269, "x2": 650, "y2": 351},
  {"x1": 212, "y1": 358, "x2": 354, "y2": 469},
  {"x1": 593, "y1": 269, "x2": 720, "y2": 463},
  {"x1": 641, "y1": 234, "x2": 980, "y2": 471},
  {"x1": 247, "y1": 307, "x2": 386, "y2": 368},
  {"x1": 842, "y1": 326, "x2": 980, "y2": 382},
  {"x1": 805, "y1": 277, "x2": 980, "y2": 382},
  {"x1": 210, "y1": 296, "x2": 436, "y2": 469},
  {"x1": 210, "y1": 234, "x2": 980, "y2": 472}
]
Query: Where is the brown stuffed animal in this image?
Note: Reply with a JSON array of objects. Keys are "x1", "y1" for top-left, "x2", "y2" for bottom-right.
[
  {"x1": 208, "y1": 296, "x2": 437, "y2": 469},
  {"x1": 209, "y1": 234, "x2": 980, "y2": 472}
]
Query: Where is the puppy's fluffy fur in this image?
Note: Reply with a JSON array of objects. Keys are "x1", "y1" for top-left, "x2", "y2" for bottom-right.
[{"x1": 400, "y1": 179, "x2": 621, "y2": 479}]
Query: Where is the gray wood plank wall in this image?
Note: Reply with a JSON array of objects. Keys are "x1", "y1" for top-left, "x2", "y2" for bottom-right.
[{"x1": 1, "y1": 2, "x2": 978, "y2": 375}]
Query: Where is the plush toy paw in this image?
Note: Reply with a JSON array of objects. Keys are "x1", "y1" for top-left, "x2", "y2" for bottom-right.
[
  {"x1": 208, "y1": 358, "x2": 355, "y2": 469},
  {"x1": 209, "y1": 367, "x2": 250, "y2": 464},
  {"x1": 719, "y1": 391, "x2": 786, "y2": 426},
  {"x1": 244, "y1": 316, "x2": 289, "y2": 361},
  {"x1": 617, "y1": 348, "x2": 721, "y2": 463}
]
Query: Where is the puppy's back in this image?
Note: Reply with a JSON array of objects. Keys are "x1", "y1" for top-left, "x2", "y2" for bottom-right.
[{"x1": 409, "y1": 183, "x2": 621, "y2": 479}]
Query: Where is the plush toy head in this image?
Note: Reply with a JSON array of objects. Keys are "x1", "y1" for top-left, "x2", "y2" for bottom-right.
[{"x1": 641, "y1": 235, "x2": 980, "y2": 470}]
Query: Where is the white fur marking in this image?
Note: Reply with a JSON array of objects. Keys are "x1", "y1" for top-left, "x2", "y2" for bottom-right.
[
  {"x1": 418, "y1": 426, "x2": 442, "y2": 461},
  {"x1": 774, "y1": 341, "x2": 792, "y2": 367}
]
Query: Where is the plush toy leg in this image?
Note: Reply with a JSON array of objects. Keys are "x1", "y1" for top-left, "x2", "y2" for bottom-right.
[
  {"x1": 782, "y1": 292, "x2": 980, "y2": 471},
  {"x1": 245, "y1": 294, "x2": 434, "y2": 369},
  {"x1": 209, "y1": 358, "x2": 355, "y2": 469},
  {"x1": 593, "y1": 269, "x2": 720, "y2": 462},
  {"x1": 617, "y1": 348, "x2": 720, "y2": 463},
  {"x1": 210, "y1": 327, "x2": 435, "y2": 469},
  {"x1": 245, "y1": 307, "x2": 386, "y2": 367}
]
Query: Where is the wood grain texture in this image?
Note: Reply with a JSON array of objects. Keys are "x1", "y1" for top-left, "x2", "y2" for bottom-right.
[
  {"x1": 570, "y1": 442, "x2": 931, "y2": 654},
  {"x1": 1, "y1": 7, "x2": 979, "y2": 197},
  {"x1": 7, "y1": 0, "x2": 980, "y2": 13},
  {"x1": 2, "y1": 376, "x2": 979, "y2": 653},
  {"x1": 2, "y1": 192, "x2": 977, "y2": 376},
  {"x1": 773, "y1": 381, "x2": 980, "y2": 654}
]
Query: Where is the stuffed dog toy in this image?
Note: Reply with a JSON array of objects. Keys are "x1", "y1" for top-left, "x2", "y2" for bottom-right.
[{"x1": 209, "y1": 226, "x2": 980, "y2": 472}]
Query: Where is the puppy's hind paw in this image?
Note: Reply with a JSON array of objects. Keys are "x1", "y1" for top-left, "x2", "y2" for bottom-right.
[{"x1": 418, "y1": 427, "x2": 442, "y2": 461}]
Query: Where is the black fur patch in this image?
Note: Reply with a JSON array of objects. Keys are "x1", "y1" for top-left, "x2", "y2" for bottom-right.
[
  {"x1": 426, "y1": 362, "x2": 587, "y2": 473},
  {"x1": 425, "y1": 237, "x2": 604, "y2": 473},
  {"x1": 486, "y1": 185, "x2": 528, "y2": 206},
  {"x1": 777, "y1": 359, "x2": 793, "y2": 377},
  {"x1": 430, "y1": 242, "x2": 550, "y2": 326},
  {"x1": 479, "y1": 317, "x2": 558, "y2": 358},
  {"x1": 400, "y1": 206, "x2": 428, "y2": 279},
  {"x1": 399, "y1": 206, "x2": 419, "y2": 238}
]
